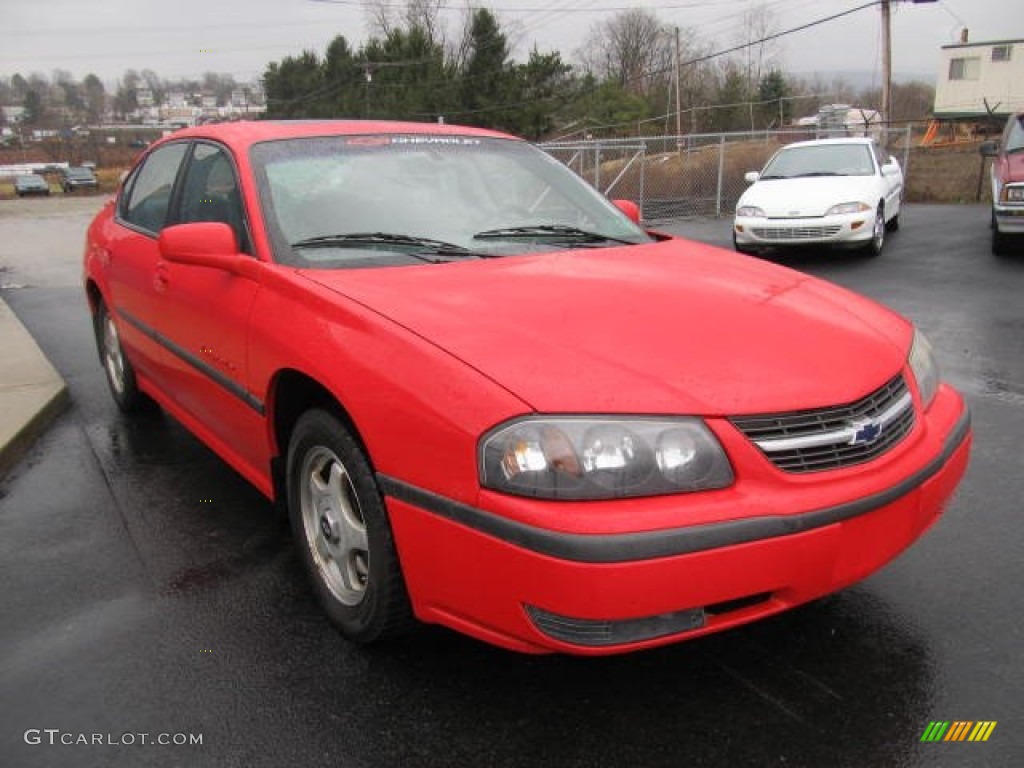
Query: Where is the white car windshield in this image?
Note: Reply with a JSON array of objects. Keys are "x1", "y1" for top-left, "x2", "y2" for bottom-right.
[
  {"x1": 761, "y1": 144, "x2": 875, "y2": 179},
  {"x1": 251, "y1": 135, "x2": 651, "y2": 268}
]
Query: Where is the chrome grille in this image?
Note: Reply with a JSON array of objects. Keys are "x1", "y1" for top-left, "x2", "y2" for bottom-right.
[
  {"x1": 730, "y1": 375, "x2": 915, "y2": 473},
  {"x1": 752, "y1": 225, "x2": 842, "y2": 241}
]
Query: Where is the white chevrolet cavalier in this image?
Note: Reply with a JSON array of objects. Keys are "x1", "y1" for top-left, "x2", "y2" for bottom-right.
[{"x1": 733, "y1": 137, "x2": 904, "y2": 257}]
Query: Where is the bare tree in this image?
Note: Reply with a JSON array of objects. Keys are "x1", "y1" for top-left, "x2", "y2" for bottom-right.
[
  {"x1": 363, "y1": 0, "x2": 446, "y2": 47},
  {"x1": 736, "y1": 2, "x2": 779, "y2": 95},
  {"x1": 578, "y1": 8, "x2": 671, "y2": 94}
]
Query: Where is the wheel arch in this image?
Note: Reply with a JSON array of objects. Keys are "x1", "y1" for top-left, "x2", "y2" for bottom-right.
[
  {"x1": 265, "y1": 368, "x2": 372, "y2": 504},
  {"x1": 84, "y1": 278, "x2": 102, "y2": 316}
]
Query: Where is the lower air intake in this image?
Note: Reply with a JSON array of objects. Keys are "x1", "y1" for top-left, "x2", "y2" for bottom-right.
[{"x1": 525, "y1": 604, "x2": 705, "y2": 647}]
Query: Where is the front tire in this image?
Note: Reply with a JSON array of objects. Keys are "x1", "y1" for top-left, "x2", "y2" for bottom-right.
[
  {"x1": 732, "y1": 232, "x2": 757, "y2": 256},
  {"x1": 286, "y1": 409, "x2": 413, "y2": 644},
  {"x1": 94, "y1": 300, "x2": 148, "y2": 412},
  {"x1": 864, "y1": 205, "x2": 885, "y2": 257},
  {"x1": 991, "y1": 210, "x2": 1010, "y2": 255}
]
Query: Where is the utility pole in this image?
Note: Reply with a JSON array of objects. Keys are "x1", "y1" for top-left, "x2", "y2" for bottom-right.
[
  {"x1": 881, "y1": 0, "x2": 892, "y2": 125},
  {"x1": 674, "y1": 27, "x2": 683, "y2": 148},
  {"x1": 883, "y1": 1, "x2": 937, "y2": 126}
]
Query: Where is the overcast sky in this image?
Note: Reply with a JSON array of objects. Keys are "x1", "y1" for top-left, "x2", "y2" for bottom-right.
[{"x1": 1, "y1": 0, "x2": 1020, "y2": 87}]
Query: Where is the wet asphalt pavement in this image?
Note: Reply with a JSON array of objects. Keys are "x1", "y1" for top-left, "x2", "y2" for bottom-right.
[{"x1": 1, "y1": 198, "x2": 1021, "y2": 767}]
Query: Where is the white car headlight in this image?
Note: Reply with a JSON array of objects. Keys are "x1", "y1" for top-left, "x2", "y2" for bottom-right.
[
  {"x1": 736, "y1": 206, "x2": 765, "y2": 218},
  {"x1": 825, "y1": 202, "x2": 872, "y2": 216},
  {"x1": 909, "y1": 330, "x2": 940, "y2": 409},
  {"x1": 480, "y1": 417, "x2": 734, "y2": 500}
]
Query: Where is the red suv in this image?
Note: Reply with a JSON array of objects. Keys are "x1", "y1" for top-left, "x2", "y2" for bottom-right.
[{"x1": 981, "y1": 112, "x2": 1024, "y2": 254}]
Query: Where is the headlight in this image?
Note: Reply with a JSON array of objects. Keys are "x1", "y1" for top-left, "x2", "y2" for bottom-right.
[
  {"x1": 825, "y1": 201, "x2": 871, "y2": 216},
  {"x1": 909, "y1": 330, "x2": 940, "y2": 409},
  {"x1": 736, "y1": 206, "x2": 765, "y2": 218},
  {"x1": 479, "y1": 417, "x2": 734, "y2": 500},
  {"x1": 1002, "y1": 185, "x2": 1024, "y2": 203}
]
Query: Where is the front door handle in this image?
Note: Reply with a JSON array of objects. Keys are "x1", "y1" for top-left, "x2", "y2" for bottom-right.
[{"x1": 153, "y1": 262, "x2": 169, "y2": 292}]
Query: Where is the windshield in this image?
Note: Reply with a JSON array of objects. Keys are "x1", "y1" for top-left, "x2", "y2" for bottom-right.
[
  {"x1": 67, "y1": 168, "x2": 94, "y2": 178},
  {"x1": 761, "y1": 143, "x2": 875, "y2": 179},
  {"x1": 251, "y1": 134, "x2": 651, "y2": 268},
  {"x1": 1005, "y1": 115, "x2": 1024, "y2": 153}
]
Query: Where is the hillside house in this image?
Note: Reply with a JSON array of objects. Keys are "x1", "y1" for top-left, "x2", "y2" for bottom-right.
[{"x1": 934, "y1": 34, "x2": 1024, "y2": 118}]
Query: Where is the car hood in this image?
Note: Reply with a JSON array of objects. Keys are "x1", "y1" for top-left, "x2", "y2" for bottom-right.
[
  {"x1": 1004, "y1": 152, "x2": 1024, "y2": 183},
  {"x1": 300, "y1": 240, "x2": 910, "y2": 416},
  {"x1": 739, "y1": 176, "x2": 881, "y2": 217}
]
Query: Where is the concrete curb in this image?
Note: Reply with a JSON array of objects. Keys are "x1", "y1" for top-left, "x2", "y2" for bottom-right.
[{"x1": 0, "y1": 295, "x2": 70, "y2": 479}]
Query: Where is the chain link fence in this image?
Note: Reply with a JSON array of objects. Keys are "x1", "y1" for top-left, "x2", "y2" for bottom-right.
[{"x1": 542, "y1": 127, "x2": 914, "y2": 222}]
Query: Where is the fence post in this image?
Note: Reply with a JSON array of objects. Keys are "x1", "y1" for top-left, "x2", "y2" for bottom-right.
[
  {"x1": 640, "y1": 142, "x2": 647, "y2": 220},
  {"x1": 594, "y1": 145, "x2": 601, "y2": 190},
  {"x1": 902, "y1": 124, "x2": 912, "y2": 195},
  {"x1": 716, "y1": 135, "x2": 726, "y2": 218}
]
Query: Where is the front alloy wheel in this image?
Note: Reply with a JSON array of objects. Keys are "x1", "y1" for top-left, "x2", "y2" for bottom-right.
[
  {"x1": 865, "y1": 206, "x2": 885, "y2": 257},
  {"x1": 287, "y1": 409, "x2": 413, "y2": 643}
]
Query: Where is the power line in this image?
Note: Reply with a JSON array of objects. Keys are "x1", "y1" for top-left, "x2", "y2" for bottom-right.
[
  {"x1": 427, "y1": 0, "x2": 884, "y2": 118},
  {"x1": 308, "y1": 0, "x2": 735, "y2": 12}
]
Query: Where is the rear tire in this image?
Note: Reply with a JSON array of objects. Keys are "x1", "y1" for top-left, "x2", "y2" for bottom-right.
[
  {"x1": 286, "y1": 409, "x2": 414, "y2": 644},
  {"x1": 94, "y1": 300, "x2": 149, "y2": 413}
]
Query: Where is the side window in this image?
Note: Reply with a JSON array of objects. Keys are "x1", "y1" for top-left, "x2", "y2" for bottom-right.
[
  {"x1": 120, "y1": 143, "x2": 189, "y2": 234},
  {"x1": 178, "y1": 143, "x2": 249, "y2": 252},
  {"x1": 871, "y1": 143, "x2": 886, "y2": 170}
]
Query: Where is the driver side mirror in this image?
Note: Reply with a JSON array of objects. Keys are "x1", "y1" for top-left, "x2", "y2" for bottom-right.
[
  {"x1": 979, "y1": 141, "x2": 999, "y2": 158},
  {"x1": 158, "y1": 222, "x2": 261, "y2": 280}
]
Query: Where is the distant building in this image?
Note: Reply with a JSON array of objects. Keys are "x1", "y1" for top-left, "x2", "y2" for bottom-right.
[
  {"x1": 1, "y1": 105, "x2": 26, "y2": 123},
  {"x1": 793, "y1": 105, "x2": 882, "y2": 136},
  {"x1": 166, "y1": 91, "x2": 188, "y2": 109},
  {"x1": 934, "y1": 33, "x2": 1024, "y2": 118}
]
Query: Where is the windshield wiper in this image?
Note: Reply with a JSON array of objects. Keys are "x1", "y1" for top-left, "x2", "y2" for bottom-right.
[
  {"x1": 472, "y1": 224, "x2": 636, "y2": 245},
  {"x1": 291, "y1": 232, "x2": 490, "y2": 261},
  {"x1": 792, "y1": 171, "x2": 843, "y2": 177}
]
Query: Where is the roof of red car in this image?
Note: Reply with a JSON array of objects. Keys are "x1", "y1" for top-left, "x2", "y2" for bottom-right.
[{"x1": 162, "y1": 120, "x2": 519, "y2": 148}]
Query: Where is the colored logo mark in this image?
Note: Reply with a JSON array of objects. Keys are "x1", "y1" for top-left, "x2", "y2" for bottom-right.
[{"x1": 921, "y1": 721, "x2": 997, "y2": 742}]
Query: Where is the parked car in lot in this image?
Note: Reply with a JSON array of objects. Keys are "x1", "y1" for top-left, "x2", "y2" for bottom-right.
[
  {"x1": 83, "y1": 121, "x2": 970, "y2": 655},
  {"x1": 61, "y1": 165, "x2": 98, "y2": 192},
  {"x1": 734, "y1": 137, "x2": 904, "y2": 257},
  {"x1": 980, "y1": 112, "x2": 1024, "y2": 255},
  {"x1": 13, "y1": 174, "x2": 50, "y2": 197}
]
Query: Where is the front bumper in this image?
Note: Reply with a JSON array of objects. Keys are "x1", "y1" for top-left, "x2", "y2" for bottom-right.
[
  {"x1": 734, "y1": 211, "x2": 874, "y2": 249},
  {"x1": 993, "y1": 203, "x2": 1024, "y2": 234},
  {"x1": 383, "y1": 386, "x2": 971, "y2": 655}
]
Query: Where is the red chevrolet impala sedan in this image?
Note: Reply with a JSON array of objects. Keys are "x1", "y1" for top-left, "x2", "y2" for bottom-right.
[{"x1": 83, "y1": 121, "x2": 971, "y2": 655}]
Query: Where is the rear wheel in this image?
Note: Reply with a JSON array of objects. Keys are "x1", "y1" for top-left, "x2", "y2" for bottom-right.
[
  {"x1": 94, "y1": 300, "x2": 149, "y2": 412},
  {"x1": 287, "y1": 409, "x2": 414, "y2": 644}
]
